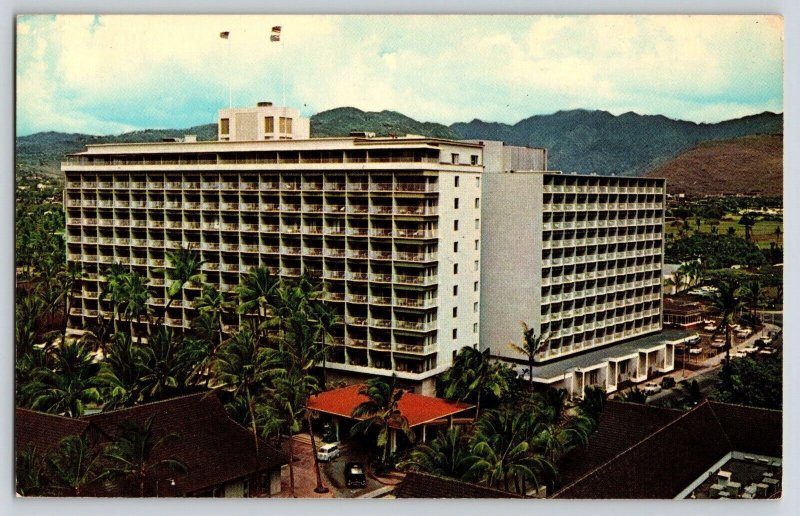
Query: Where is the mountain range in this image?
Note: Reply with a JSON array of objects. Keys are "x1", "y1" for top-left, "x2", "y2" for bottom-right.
[{"x1": 16, "y1": 108, "x2": 782, "y2": 193}]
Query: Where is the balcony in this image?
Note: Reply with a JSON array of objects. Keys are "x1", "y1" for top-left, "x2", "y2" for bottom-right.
[
  {"x1": 347, "y1": 294, "x2": 368, "y2": 304},
  {"x1": 370, "y1": 273, "x2": 393, "y2": 283},
  {"x1": 394, "y1": 320, "x2": 434, "y2": 332},
  {"x1": 346, "y1": 338, "x2": 368, "y2": 348},
  {"x1": 395, "y1": 274, "x2": 436, "y2": 286},
  {"x1": 396, "y1": 229, "x2": 436, "y2": 239},
  {"x1": 325, "y1": 248, "x2": 346, "y2": 258},
  {"x1": 395, "y1": 342, "x2": 436, "y2": 354},
  {"x1": 395, "y1": 297, "x2": 435, "y2": 309},
  {"x1": 396, "y1": 252, "x2": 436, "y2": 263},
  {"x1": 260, "y1": 245, "x2": 279, "y2": 254},
  {"x1": 369, "y1": 250, "x2": 393, "y2": 261}
]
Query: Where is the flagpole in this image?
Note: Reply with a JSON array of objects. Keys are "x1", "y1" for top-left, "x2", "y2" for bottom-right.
[
  {"x1": 281, "y1": 34, "x2": 286, "y2": 107},
  {"x1": 228, "y1": 35, "x2": 232, "y2": 108}
]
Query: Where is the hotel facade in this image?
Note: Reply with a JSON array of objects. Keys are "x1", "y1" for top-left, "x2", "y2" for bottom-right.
[{"x1": 63, "y1": 104, "x2": 692, "y2": 396}]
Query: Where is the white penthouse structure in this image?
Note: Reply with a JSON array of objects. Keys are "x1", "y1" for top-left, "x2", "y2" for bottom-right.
[
  {"x1": 63, "y1": 105, "x2": 483, "y2": 394},
  {"x1": 63, "y1": 102, "x2": 692, "y2": 396}
]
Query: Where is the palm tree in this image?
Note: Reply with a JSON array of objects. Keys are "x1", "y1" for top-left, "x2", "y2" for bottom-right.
[
  {"x1": 350, "y1": 376, "x2": 415, "y2": 466},
  {"x1": 16, "y1": 446, "x2": 47, "y2": 496},
  {"x1": 399, "y1": 426, "x2": 477, "y2": 479},
  {"x1": 260, "y1": 364, "x2": 319, "y2": 497},
  {"x1": 98, "y1": 332, "x2": 146, "y2": 409},
  {"x1": 24, "y1": 341, "x2": 103, "y2": 416},
  {"x1": 309, "y1": 301, "x2": 342, "y2": 390},
  {"x1": 138, "y1": 326, "x2": 192, "y2": 400},
  {"x1": 710, "y1": 277, "x2": 745, "y2": 366},
  {"x1": 577, "y1": 386, "x2": 606, "y2": 429},
  {"x1": 155, "y1": 247, "x2": 204, "y2": 326},
  {"x1": 744, "y1": 280, "x2": 762, "y2": 326},
  {"x1": 468, "y1": 409, "x2": 554, "y2": 494},
  {"x1": 193, "y1": 285, "x2": 232, "y2": 351},
  {"x1": 100, "y1": 263, "x2": 128, "y2": 336},
  {"x1": 213, "y1": 324, "x2": 273, "y2": 451},
  {"x1": 103, "y1": 415, "x2": 187, "y2": 497},
  {"x1": 679, "y1": 259, "x2": 703, "y2": 290},
  {"x1": 774, "y1": 225, "x2": 782, "y2": 246},
  {"x1": 508, "y1": 322, "x2": 549, "y2": 390},
  {"x1": 440, "y1": 346, "x2": 510, "y2": 418},
  {"x1": 738, "y1": 213, "x2": 756, "y2": 242},
  {"x1": 120, "y1": 271, "x2": 150, "y2": 344},
  {"x1": 44, "y1": 435, "x2": 106, "y2": 496},
  {"x1": 237, "y1": 266, "x2": 278, "y2": 340},
  {"x1": 56, "y1": 262, "x2": 85, "y2": 345}
]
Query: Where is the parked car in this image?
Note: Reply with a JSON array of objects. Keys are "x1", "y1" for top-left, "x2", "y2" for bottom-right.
[
  {"x1": 316, "y1": 442, "x2": 340, "y2": 462},
  {"x1": 344, "y1": 462, "x2": 367, "y2": 489},
  {"x1": 660, "y1": 377, "x2": 676, "y2": 389},
  {"x1": 642, "y1": 382, "x2": 662, "y2": 396}
]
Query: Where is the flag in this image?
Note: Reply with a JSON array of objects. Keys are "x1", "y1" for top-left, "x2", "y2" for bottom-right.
[
  {"x1": 271, "y1": 25, "x2": 281, "y2": 42},
  {"x1": 220, "y1": 31, "x2": 230, "y2": 39}
]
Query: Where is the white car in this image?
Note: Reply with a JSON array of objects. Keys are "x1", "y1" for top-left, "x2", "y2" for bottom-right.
[
  {"x1": 316, "y1": 442, "x2": 341, "y2": 462},
  {"x1": 642, "y1": 383, "x2": 662, "y2": 396}
]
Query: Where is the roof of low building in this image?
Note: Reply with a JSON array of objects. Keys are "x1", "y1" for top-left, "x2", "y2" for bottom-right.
[
  {"x1": 307, "y1": 384, "x2": 474, "y2": 428},
  {"x1": 16, "y1": 392, "x2": 288, "y2": 497},
  {"x1": 83, "y1": 392, "x2": 287, "y2": 496},
  {"x1": 15, "y1": 408, "x2": 92, "y2": 455},
  {"x1": 553, "y1": 400, "x2": 783, "y2": 499},
  {"x1": 395, "y1": 471, "x2": 523, "y2": 498}
]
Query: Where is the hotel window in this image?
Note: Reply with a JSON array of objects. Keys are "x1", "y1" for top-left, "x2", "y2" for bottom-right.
[
  {"x1": 474, "y1": 218, "x2": 480, "y2": 229},
  {"x1": 279, "y1": 117, "x2": 293, "y2": 133},
  {"x1": 454, "y1": 176, "x2": 460, "y2": 187},
  {"x1": 454, "y1": 263, "x2": 459, "y2": 274},
  {"x1": 471, "y1": 155, "x2": 479, "y2": 165},
  {"x1": 474, "y1": 198, "x2": 480, "y2": 209},
  {"x1": 475, "y1": 177, "x2": 480, "y2": 188},
  {"x1": 474, "y1": 280, "x2": 479, "y2": 292},
  {"x1": 453, "y1": 307, "x2": 458, "y2": 318},
  {"x1": 473, "y1": 323, "x2": 478, "y2": 333},
  {"x1": 474, "y1": 260, "x2": 479, "y2": 271},
  {"x1": 451, "y1": 154, "x2": 459, "y2": 165},
  {"x1": 453, "y1": 242, "x2": 459, "y2": 253},
  {"x1": 264, "y1": 117, "x2": 274, "y2": 133},
  {"x1": 454, "y1": 198, "x2": 459, "y2": 209},
  {"x1": 454, "y1": 220, "x2": 459, "y2": 231},
  {"x1": 453, "y1": 285, "x2": 458, "y2": 296},
  {"x1": 220, "y1": 118, "x2": 230, "y2": 134},
  {"x1": 474, "y1": 239, "x2": 479, "y2": 250},
  {"x1": 452, "y1": 329, "x2": 458, "y2": 339},
  {"x1": 473, "y1": 301, "x2": 479, "y2": 313}
]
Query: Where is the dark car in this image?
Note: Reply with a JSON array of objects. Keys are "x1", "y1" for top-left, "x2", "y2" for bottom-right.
[
  {"x1": 344, "y1": 462, "x2": 367, "y2": 489},
  {"x1": 660, "y1": 377, "x2": 676, "y2": 389}
]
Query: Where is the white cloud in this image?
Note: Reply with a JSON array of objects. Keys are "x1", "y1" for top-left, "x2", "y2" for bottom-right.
[{"x1": 15, "y1": 14, "x2": 784, "y2": 135}]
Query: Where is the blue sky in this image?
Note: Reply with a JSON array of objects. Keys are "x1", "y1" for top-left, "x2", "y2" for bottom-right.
[{"x1": 16, "y1": 15, "x2": 784, "y2": 136}]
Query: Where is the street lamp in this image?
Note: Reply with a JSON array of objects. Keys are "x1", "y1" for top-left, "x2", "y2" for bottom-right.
[{"x1": 155, "y1": 478, "x2": 176, "y2": 497}]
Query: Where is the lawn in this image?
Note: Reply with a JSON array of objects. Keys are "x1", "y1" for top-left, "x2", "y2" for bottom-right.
[{"x1": 666, "y1": 217, "x2": 782, "y2": 249}]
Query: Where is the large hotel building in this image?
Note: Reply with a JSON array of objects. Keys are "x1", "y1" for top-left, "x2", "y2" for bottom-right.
[{"x1": 63, "y1": 103, "x2": 692, "y2": 395}]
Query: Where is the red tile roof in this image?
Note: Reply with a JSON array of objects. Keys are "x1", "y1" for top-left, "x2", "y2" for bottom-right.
[{"x1": 307, "y1": 384, "x2": 473, "y2": 428}]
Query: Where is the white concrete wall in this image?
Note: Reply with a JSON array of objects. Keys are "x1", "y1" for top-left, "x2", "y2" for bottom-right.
[
  {"x1": 436, "y1": 169, "x2": 483, "y2": 368},
  {"x1": 219, "y1": 105, "x2": 310, "y2": 141},
  {"x1": 479, "y1": 172, "x2": 544, "y2": 360}
]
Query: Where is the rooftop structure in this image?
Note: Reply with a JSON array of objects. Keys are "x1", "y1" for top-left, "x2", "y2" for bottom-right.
[{"x1": 218, "y1": 102, "x2": 310, "y2": 141}]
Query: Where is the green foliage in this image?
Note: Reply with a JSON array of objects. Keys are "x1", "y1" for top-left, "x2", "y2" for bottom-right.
[
  {"x1": 617, "y1": 387, "x2": 647, "y2": 404},
  {"x1": 350, "y1": 376, "x2": 414, "y2": 466},
  {"x1": 712, "y1": 355, "x2": 782, "y2": 410},
  {"x1": 438, "y1": 346, "x2": 512, "y2": 416},
  {"x1": 666, "y1": 233, "x2": 766, "y2": 269},
  {"x1": 311, "y1": 107, "x2": 460, "y2": 139}
]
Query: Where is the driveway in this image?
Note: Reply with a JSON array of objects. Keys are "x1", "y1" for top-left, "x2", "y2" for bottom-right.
[{"x1": 319, "y1": 440, "x2": 397, "y2": 498}]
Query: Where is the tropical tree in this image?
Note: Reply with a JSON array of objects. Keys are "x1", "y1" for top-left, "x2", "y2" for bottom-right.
[
  {"x1": 138, "y1": 326, "x2": 192, "y2": 400},
  {"x1": 577, "y1": 386, "x2": 606, "y2": 430},
  {"x1": 774, "y1": 225, "x2": 782, "y2": 246},
  {"x1": 103, "y1": 415, "x2": 187, "y2": 497},
  {"x1": 193, "y1": 285, "x2": 233, "y2": 351},
  {"x1": 738, "y1": 213, "x2": 756, "y2": 242},
  {"x1": 744, "y1": 279, "x2": 762, "y2": 325},
  {"x1": 309, "y1": 300, "x2": 342, "y2": 390},
  {"x1": 16, "y1": 446, "x2": 47, "y2": 496},
  {"x1": 678, "y1": 259, "x2": 703, "y2": 290},
  {"x1": 710, "y1": 276, "x2": 745, "y2": 366},
  {"x1": 468, "y1": 409, "x2": 554, "y2": 494},
  {"x1": 99, "y1": 332, "x2": 146, "y2": 409},
  {"x1": 24, "y1": 341, "x2": 103, "y2": 416},
  {"x1": 56, "y1": 262, "x2": 85, "y2": 345},
  {"x1": 120, "y1": 271, "x2": 150, "y2": 344},
  {"x1": 508, "y1": 322, "x2": 549, "y2": 390},
  {"x1": 44, "y1": 435, "x2": 106, "y2": 497},
  {"x1": 213, "y1": 324, "x2": 273, "y2": 451},
  {"x1": 617, "y1": 387, "x2": 647, "y2": 404},
  {"x1": 440, "y1": 346, "x2": 511, "y2": 418},
  {"x1": 237, "y1": 266, "x2": 278, "y2": 340},
  {"x1": 350, "y1": 376, "x2": 415, "y2": 466},
  {"x1": 400, "y1": 426, "x2": 476, "y2": 479},
  {"x1": 155, "y1": 247, "x2": 204, "y2": 326},
  {"x1": 100, "y1": 263, "x2": 129, "y2": 336}
]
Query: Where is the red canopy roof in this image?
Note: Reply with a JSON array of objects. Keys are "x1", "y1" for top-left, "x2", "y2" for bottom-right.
[{"x1": 307, "y1": 384, "x2": 474, "y2": 428}]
